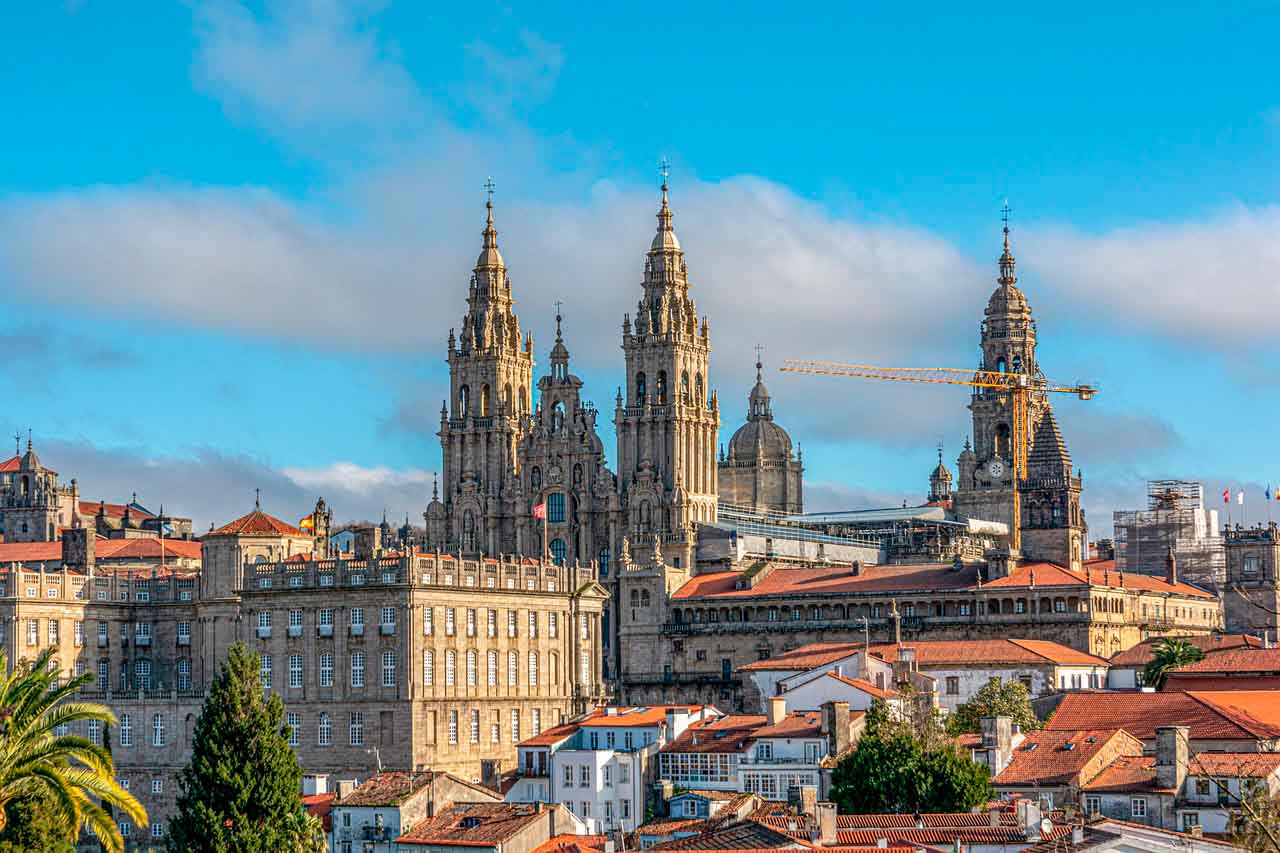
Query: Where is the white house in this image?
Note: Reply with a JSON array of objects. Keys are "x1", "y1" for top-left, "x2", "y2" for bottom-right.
[
  {"x1": 328, "y1": 771, "x2": 500, "y2": 853},
  {"x1": 505, "y1": 705, "x2": 718, "y2": 835}
]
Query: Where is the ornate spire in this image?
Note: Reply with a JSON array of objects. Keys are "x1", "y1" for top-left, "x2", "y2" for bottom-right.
[
  {"x1": 998, "y1": 201, "x2": 1016, "y2": 286},
  {"x1": 475, "y1": 178, "x2": 505, "y2": 268},
  {"x1": 651, "y1": 160, "x2": 681, "y2": 252}
]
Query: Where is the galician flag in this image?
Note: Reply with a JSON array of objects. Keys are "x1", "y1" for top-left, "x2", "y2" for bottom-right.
[{"x1": 532, "y1": 503, "x2": 547, "y2": 520}]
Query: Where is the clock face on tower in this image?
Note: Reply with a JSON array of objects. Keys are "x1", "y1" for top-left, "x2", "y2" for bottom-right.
[{"x1": 987, "y1": 459, "x2": 1005, "y2": 478}]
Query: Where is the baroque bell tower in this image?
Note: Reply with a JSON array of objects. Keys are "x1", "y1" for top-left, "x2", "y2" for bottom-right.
[
  {"x1": 437, "y1": 188, "x2": 535, "y2": 554},
  {"x1": 615, "y1": 173, "x2": 719, "y2": 566}
]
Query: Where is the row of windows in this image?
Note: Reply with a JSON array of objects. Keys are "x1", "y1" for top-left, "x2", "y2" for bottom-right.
[
  {"x1": 561, "y1": 761, "x2": 632, "y2": 787},
  {"x1": 10, "y1": 619, "x2": 193, "y2": 646},
  {"x1": 251, "y1": 606, "x2": 569, "y2": 638},
  {"x1": 95, "y1": 657, "x2": 193, "y2": 692},
  {"x1": 425, "y1": 649, "x2": 565, "y2": 688}
]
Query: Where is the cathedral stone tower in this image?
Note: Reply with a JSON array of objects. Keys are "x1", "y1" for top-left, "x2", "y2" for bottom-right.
[
  {"x1": 719, "y1": 355, "x2": 804, "y2": 514},
  {"x1": 927, "y1": 446, "x2": 953, "y2": 505},
  {"x1": 435, "y1": 196, "x2": 535, "y2": 555},
  {"x1": 952, "y1": 218, "x2": 1085, "y2": 568},
  {"x1": 615, "y1": 179, "x2": 719, "y2": 567}
]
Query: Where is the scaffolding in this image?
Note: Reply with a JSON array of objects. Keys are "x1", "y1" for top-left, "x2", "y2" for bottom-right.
[{"x1": 1113, "y1": 480, "x2": 1225, "y2": 589}]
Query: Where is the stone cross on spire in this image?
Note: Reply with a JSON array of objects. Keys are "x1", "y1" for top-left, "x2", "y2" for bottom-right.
[{"x1": 998, "y1": 200, "x2": 1017, "y2": 284}]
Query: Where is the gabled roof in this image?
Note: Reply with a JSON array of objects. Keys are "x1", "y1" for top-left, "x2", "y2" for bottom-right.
[
  {"x1": 649, "y1": 820, "x2": 798, "y2": 850},
  {"x1": 994, "y1": 729, "x2": 1139, "y2": 787},
  {"x1": 868, "y1": 639, "x2": 1107, "y2": 667},
  {"x1": 335, "y1": 771, "x2": 434, "y2": 806},
  {"x1": 1108, "y1": 633, "x2": 1261, "y2": 667},
  {"x1": 1079, "y1": 756, "x2": 1161, "y2": 793},
  {"x1": 671, "y1": 562, "x2": 978, "y2": 601},
  {"x1": 660, "y1": 716, "x2": 767, "y2": 755},
  {"x1": 823, "y1": 671, "x2": 896, "y2": 699},
  {"x1": 983, "y1": 560, "x2": 1215, "y2": 598},
  {"x1": 0, "y1": 454, "x2": 21, "y2": 473},
  {"x1": 97, "y1": 538, "x2": 202, "y2": 560},
  {"x1": 1171, "y1": 647, "x2": 1280, "y2": 674},
  {"x1": 738, "y1": 642, "x2": 863, "y2": 672},
  {"x1": 396, "y1": 802, "x2": 548, "y2": 846},
  {"x1": 210, "y1": 507, "x2": 306, "y2": 537},
  {"x1": 1045, "y1": 691, "x2": 1280, "y2": 740},
  {"x1": 579, "y1": 705, "x2": 707, "y2": 727}
]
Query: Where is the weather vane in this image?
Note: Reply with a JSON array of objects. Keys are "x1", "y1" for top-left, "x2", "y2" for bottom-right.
[
  {"x1": 485, "y1": 176, "x2": 496, "y2": 202},
  {"x1": 658, "y1": 157, "x2": 671, "y2": 185},
  {"x1": 1001, "y1": 200, "x2": 1012, "y2": 231}
]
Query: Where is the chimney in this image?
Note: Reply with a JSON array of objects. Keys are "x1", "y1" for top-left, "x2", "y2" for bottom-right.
[
  {"x1": 980, "y1": 716, "x2": 1013, "y2": 774},
  {"x1": 1072, "y1": 826, "x2": 1085, "y2": 844},
  {"x1": 1017, "y1": 801, "x2": 1042, "y2": 842},
  {"x1": 61, "y1": 524, "x2": 95, "y2": 571},
  {"x1": 336, "y1": 779, "x2": 357, "y2": 800},
  {"x1": 1155, "y1": 726, "x2": 1190, "y2": 791},
  {"x1": 822, "y1": 701, "x2": 852, "y2": 756},
  {"x1": 852, "y1": 560, "x2": 863, "y2": 577},
  {"x1": 790, "y1": 784, "x2": 817, "y2": 818},
  {"x1": 768, "y1": 696, "x2": 787, "y2": 725},
  {"x1": 988, "y1": 807, "x2": 1000, "y2": 828},
  {"x1": 816, "y1": 801, "x2": 837, "y2": 847},
  {"x1": 1165, "y1": 546, "x2": 1178, "y2": 585}
]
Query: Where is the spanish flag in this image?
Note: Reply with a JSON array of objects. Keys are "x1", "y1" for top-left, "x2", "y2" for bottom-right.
[{"x1": 299, "y1": 514, "x2": 315, "y2": 531}]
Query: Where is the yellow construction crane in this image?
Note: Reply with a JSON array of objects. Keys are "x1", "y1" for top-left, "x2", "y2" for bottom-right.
[{"x1": 779, "y1": 360, "x2": 1097, "y2": 553}]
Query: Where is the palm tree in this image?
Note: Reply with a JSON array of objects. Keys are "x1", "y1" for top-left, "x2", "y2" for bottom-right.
[
  {"x1": 1143, "y1": 637, "x2": 1207, "y2": 689},
  {"x1": 284, "y1": 809, "x2": 328, "y2": 853},
  {"x1": 0, "y1": 648, "x2": 146, "y2": 852}
]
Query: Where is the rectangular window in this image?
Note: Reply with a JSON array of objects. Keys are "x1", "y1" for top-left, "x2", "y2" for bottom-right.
[
  {"x1": 580, "y1": 614, "x2": 589, "y2": 640},
  {"x1": 529, "y1": 612, "x2": 538, "y2": 638},
  {"x1": 320, "y1": 654, "x2": 334, "y2": 687},
  {"x1": 260, "y1": 655, "x2": 273, "y2": 689},
  {"x1": 1084, "y1": 796, "x2": 1100, "y2": 815},
  {"x1": 289, "y1": 609, "x2": 303, "y2": 628},
  {"x1": 471, "y1": 710, "x2": 480, "y2": 744},
  {"x1": 488, "y1": 609, "x2": 496, "y2": 637},
  {"x1": 88, "y1": 720, "x2": 101, "y2": 745},
  {"x1": 563, "y1": 765, "x2": 573, "y2": 787},
  {"x1": 508, "y1": 651, "x2": 518, "y2": 686},
  {"x1": 946, "y1": 676, "x2": 960, "y2": 696},
  {"x1": 1131, "y1": 798, "x2": 1147, "y2": 818},
  {"x1": 381, "y1": 606, "x2": 396, "y2": 628},
  {"x1": 529, "y1": 652, "x2": 538, "y2": 686},
  {"x1": 491, "y1": 721, "x2": 500, "y2": 743},
  {"x1": 27, "y1": 619, "x2": 37, "y2": 646},
  {"x1": 287, "y1": 712, "x2": 300, "y2": 746},
  {"x1": 621, "y1": 799, "x2": 630, "y2": 819},
  {"x1": 467, "y1": 608, "x2": 476, "y2": 637},
  {"x1": 508, "y1": 611, "x2": 517, "y2": 638},
  {"x1": 74, "y1": 621, "x2": 83, "y2": 646},
  {"x1": 349, "y1": 712, "x2": 364, "y2": 746},
  {"x1": 449, "y1": 711, "x2": 458, "y2": 744},
  {"x1": 446, "y1": 651, "x2": 456, "y2": 686},
  {"x1": 151, "y1": 779, "x2": 163, "y2": 795},
  {"x1": 1196, "y1": 778, "x2": 1212, "y2": 796},
  {"x1": 549, "y1": 612, "x2": 558, "y2": 638},
  {"x1": 151, "y1": 714, "x2": 165, "y2": 747},
  {"x1": 98, "y1": 660, "x2": 109, "y2": 690},
  {"x1": 533, "y1": 709, "x2": 541, "y2": 736},
  {"x1": 488, "y1": 651, "x2": 497, "y2": 686},
  {"x1": 120, "y1": 714, "x2": 132, "y2": 746},
  {"x1": 446, "y1": 608, "x2": 455, "y2": 636},
  {"x1": 511, "y1": 709, "x2": 520, "y2": 743},
  {"x1": 423, "y1": 607, "x2": 433, "y2": 635},
  {"x1": 177, "y1": 621, "x2": 190, "y2": 643},
  {"x1": 320, "y1": 608, "x2": 333, "y2": 627},
  {"x1": 620, "y1": 763, "x2": 630, "y2": 784},
  {"x1": 382, "y1": 651, "x2": 397, "y2": 688},
  {"x1": 351, "y1": 652, "x2": 365, "y2": 688},
  {"x1": 318, "y1": 714, "x2": 332, "y2": 746},
  {"x1": 350, "y1": 608, "x2": 364, "y2": 628},
  {"x1": 580, "y1": 765, "x2": 590, "y2": 785},
  {"x1": 423, "y1": 650, "x2": 434, "y2": 686},
  {"x1": 289, "y1": 655, "x2": 303, "y2": 689}
]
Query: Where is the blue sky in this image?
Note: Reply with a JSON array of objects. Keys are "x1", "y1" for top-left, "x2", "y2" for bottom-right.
[{"x1": 2, "y1": 1, "x2": 1279, "y2": 533}]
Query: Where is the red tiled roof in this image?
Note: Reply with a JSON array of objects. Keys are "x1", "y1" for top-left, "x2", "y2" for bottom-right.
[
  {"x1": 97, "y1": 538, "x2": 202, "y2": 560},
  {"x1": 1109, "y1": 634, "x2": 1262, "y2": 667},
  {"x1": 517, "y1": 717, "x2": 589, "y2": 747},
  {"x1": 824, "y1": 672, "x2": 897, "y2": 699},
  {"x1": 761, "y1": 813, "x2": 1017, "y2": 830},
  {"x1": 0, "y1": 541, "x2": 62, "y2": 563},
  {"x1": 1164, "y1": 675, "x2": 1280, "y2": 692},
  {"x1": 869, "y1": 638, "x2": 1106, "y2": 667},
  {"x1": 211, "y1": 508, "x2": 306, "y2": 537},
  {"x1": 1172, "y1": 648, "x2": 1280, "y2": 674},
  {"x1": 739, "y1": 642, "x2": 863, "y2": 672},
  {"x1": 1046, "y1": 691, "x2": 1280, "y2": 740},
  {"x1": 638, "y1": 819, "x2": 708, "y2": 836},
  {"x1": 660, "y1": 716, "x2": 767, "y2": 755},
  {"x1": 751, "y1": 709, "x2": 823, "y2": 739},
  {"x1": 1080, "y1": 756, "x2": 1161, "y2": 793},
  {"x1": 0, "y1": 455, "x2": 21, "y2": 473},
  {"x1": 672, "y1": 562, "x2": 978, "y2": 600},
  {"x1": 985, "y1": 560, "x2": 1215, "y2": 598},
  {"x1": 302, "y1": 793, "x2": 334, "y2": 832},
  {"x1": 579, "y1": 705, "x2": 708, "y2": 727},
  {"x1": 532, "y1": 835, "x2": 606, "y2": 853},
  {"x1": 995, "y1": 729, "x2": 1139, "y2": 787},
  {"x1": 335, "y1": 771, "x2": 434, "y2": 806},
  {"x1": 82, "y1": 501, "x2": 156, "y2": 521},
  {"x1": 396, "y1": 802, "x2": 547, "y2": 846},
  {"x1": 1191, "y1": 752, "x2": 1280, "y2": 778}
]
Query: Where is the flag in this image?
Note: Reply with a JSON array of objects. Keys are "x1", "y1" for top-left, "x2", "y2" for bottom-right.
[
  {"x1": 299, "y1": 514, "x2": 315, "y2": 531},
  {"x1": 532, "y1": 503, "x2": 547, "y2": 520},
  {"x1": 1269, "y1": 484, "x2": 1273, "y2": 501},
  {"x1": 1224, "y1": 488, "x2": 1231, "y2": 504},
  {"x1": 1238, "y1": 491, "x2": 1245, "y2": 506}
]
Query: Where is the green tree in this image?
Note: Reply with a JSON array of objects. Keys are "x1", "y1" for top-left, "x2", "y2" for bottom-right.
[
  {"x1": 948, "y1": 677, "x2": 1040, "y2": 735},
  {"x1": 1143, "y1": 638, "x2": 1205, "y2": 690},
  {"x1": 168, "y1": 643, "x2": 303, "y2": 852},
  {"x1": 830, "y1": 711, "x2": 993, "y2": 814},
  {"x1": 0, "y1": 649, "x2": 145, "y2": 853},
  {"x1": 0, "y1": 789, "x2": 77, "y2": 852},
  {"x1": 283, "y1": 809, "x2": 328, "y2": 853}
]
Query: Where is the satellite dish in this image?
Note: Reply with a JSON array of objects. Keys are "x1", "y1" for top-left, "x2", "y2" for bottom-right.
[{"x1": 1041, "y1": 818, "x2": 1054, "y2": 835}]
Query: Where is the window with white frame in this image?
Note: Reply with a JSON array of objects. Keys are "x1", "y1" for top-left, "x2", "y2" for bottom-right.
[
  {"x1": 74, "y1": 621, "x2": 83, "y2": 646},
  {"x1": 488, "y1": 609, "x2": 496, "y2": 637},
  {"x1": 423, "y1": 607, "x2": 433, "y2": 635},
  {"x1": 290, "y1": 655, "x2": 303, "y2": 689},
  {"x1": 449, "y1": 711, "x2": 458, "y2": 744},
  {"x1": 259, "y1": 656, "x2": 272, "y2": 689},
  {"x1": 320, "y1": 653, "x2": 334, "y2": 687},
  {"x1": 423, "y1": 649, "x2": 434, "y2": 686},
  {"x1": 1131, "y1": 798, "x2": 1147, "y2": 818},
  {"x1": 351, "y1": 652, "x2": 365, "y2": 688},
  {"x1": 382, "y1": 651, "x2": 397, "y2": 687},
  {"x1": 446, "y1": 608, "x2": 455, "y2": 635},
  {"x1": 529, "y1": 611, "x2": 537, "y2": 637},
  {"x1": 120, "y1": 714, "x2": 132, "y2": 746},
  {"x1": 177, "y1": 621, "x2": 190, "y2": 643},
  {"x1": 446, "y1": 650, "x2": 456, "y2": 686},
  {"x1": 287, "y1": 712, "x2": 300, "y2": 747},
  {"x1": 529, "y1": 651, "x2": 538, "y2": 686},
  {"x1": 467, "y1": 650, "x2": 477, "y2": 686},
  {"x1": 508, "y1": 610, "x2": 517, "y2": 638},
  {"x1": 467, "y1": 608, "x2": 476, "y2": 636},
  {"x1": 549, "y1": 612, "x2": 558, "y2": 638},
  {"x1": 151, "y1": 779, "x2": 163, "y2": 794},
  {"x1": 349, "y1": 712, "x2": 364, "y2": 746},
  {"x1": 351, "y1": 608, "x2": 364, "y2": 629},
  {"x1": 318, "y1": 713, "x2": 332, "y2": 746},
  {"x1": 289, "y1": 609, "x2": 303, "y2": 629},
  {"x1": 511, "y1": 709, "x2": 520, "y2": 743},
  {"x1": 532, "y1": 709, "x2": 541, "y2": 735},
  {"x1": 151, "y1": 714, "x2": 165, "y2": 747},
  {"x1": 508, "y1": 651, "x2": 518, "y2": 686},
  {"x1": 488, "y1": 651, "x2": 497, "y2": 686},
  {"x1": 470, "y1": 710, "x2": 480, "y2": 743},
  {"x1": 381, "y1": 607, "x2": 396, "y2": 628}
]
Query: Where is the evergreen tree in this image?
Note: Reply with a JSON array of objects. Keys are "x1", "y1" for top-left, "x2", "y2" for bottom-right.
[
  {"x1": 948, "y1": 677, "x2": 1040, "y2": 735},
  {"x1": 168, "y1": 643, "x2": 302, "y2": 852},
  {"x1": 0, "y1": 790, "x2": 77, "y2": 852}
]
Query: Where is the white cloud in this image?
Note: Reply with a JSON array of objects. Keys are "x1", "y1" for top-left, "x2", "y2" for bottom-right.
[
  {"x1": 1026, "y1": 206, "x2": 1280, "y2": 345},
  {"x1": 281, "y1": 461, "x2": 432, "y2": 496}
]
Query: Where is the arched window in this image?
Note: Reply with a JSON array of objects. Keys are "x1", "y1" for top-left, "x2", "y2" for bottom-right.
[
  {"x1": 598, "y1": 547, "x2": 610, "y2": 577},
  {"x1": 681, "y1": 371, "x2": 690, "y2": 403},
  {"x1": 480, "y1": 384, "x2": 491, "y2": 416},
  {"x1": 996, "y1": 357, "x2": 1007, "y2": 374},
  {"x1": 503, "y1": 383, "x2": 512, "y2": 412},
  {"x1": 995, "y1": 424, "x2": 1011, "y2": 460},
  {"x1": 639, "y1": 501, "x2": 651, "y2": 530},
  {"x1": 551, "y1": 401, "x2": 565, "y2": 433},
  {"x1": 528, "y1": 652, "x2": 538, "y2": 686},
  {"x1": 636, "y1": 372, "x2": 647, "y2": 402},
  {"x1": 19, "y1": 476, "x2": 27, "y2": 496},
  {"x1": 550, "y1": 538, "x2": 567, "y2": 565},
  {"x1": 656, "y1": 371, "x2": 668, "y2": 403},
  {"x1": 530, "y1": 466, "x2": 542, "y2": 490},
  {"x1": 1012, "y1": 355, "x2": 1023, "y2": 373},
  {"x1": 573, "y1": 464, "x2": 583, "y2": 487},
  {"x1": 458, "y1": 385, "x2": 471, "y2": 417},
  {"x1": 462, "y1": 510, "x2": 478, "y2": 552},
  {"x1": 695, "y1": 373, "x2": 703, "y2": 404},
  {"x1": 519, "y1": 385, "x2": 528, "y2": 413},
  {"x1": 547, "y1": 493, "x2": 565, "y2": 524},
  {"x1": 630, "y1": 589, "x2": 640, "y2": 607},
  {"x1": 641, "y1": 589, "x2": 651, "y2": 607}
]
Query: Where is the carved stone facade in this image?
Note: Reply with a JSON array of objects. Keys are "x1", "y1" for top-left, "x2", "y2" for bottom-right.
[{"x1": 1223, "y1": 523, "x2": 1280, "y2": 637}]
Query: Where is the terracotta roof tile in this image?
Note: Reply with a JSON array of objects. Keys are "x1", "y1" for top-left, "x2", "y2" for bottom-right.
[
  {"x1": 1109, "y1": 634, "x2": 1262, "y2": 667},
  {"x1": 650, "y1": 820, "x2": 797, "y2": 850},
  {"x1": 335, "y1": 771, "x2": 435, "y2": 806},
  {"x1": 1191, "y1": 752, "x2": 1280, "y2": 778},
  {"x1": 517, "y1": 716, "x2": 591, "y2": 747},
  {"x1": 660, "y1": 716, "x2": 766, "y2": 755},
  {"x1": 579, "y1": 705, "x2": 708, "y2": 727},
  {"x1": 1045, "y1": 692, "x2": 1280, "y2": 740},
  {"x1": 82, "y1": 501, "x2": 156, "y2": 521},
  {"x1": 870, "y1": 639, "x2": 1106, "y2": 667},
  {"x1": 211, "y1": 507, "x2": 306, "y2": 537},
  {"x1": 985, "y1": 560, "x2": 1215, "y2": 598},
  {"x1": 824, "y1": 671, "x2": 897, "y2": 699},
  {"x1": 1164, "y1": 675, "x2": 1280, "y2": 692},
  {"x1": 638, "y1": 819, "x2": 709, "y2": 836},
  {"x1": 995, "y1": 729, "x2": 1140, "y2": 787},
  {"x1": 0, "y1": 455, "x2": 21, "y2": 473},
  {"x1": 1080, "y1": 756, "x2": 1161, "y2": 793},
  {"x1": 1172, "y1": 648, "x2": 1280, "y2": 674},
  {"x1": 532, "y1": 834, "x2": 606, "y2": 853},
  {"x1": 97, "y1": 538, "x2": 202, "y2": 560},
  {"x1": 396, "y1": 802, "x2": 548, "y2": 846},
  {"x1": 671, "y1": 563, "x2": 978, "y2": 601},
  {"x1": 738, "y1": 642, "x2": 862, "y2": 672}
]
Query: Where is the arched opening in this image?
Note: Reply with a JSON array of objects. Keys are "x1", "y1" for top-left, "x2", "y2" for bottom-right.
[
  {"x1": 480, "y1": 384, "x2": 491, "y2": 416},
  {"x1": 573, "y1": 464, "x2": 583, "y2": 488},
  {"x1": 635, "y1": 372, "x2": 647, "y2": 403},
  {"x1": 995, "y1": 424, "x2": 1011, "y2": 460},
  {"x1": 681, "y1": 371, "x2": 690, "y2": 403},
  {"x1": 656, "y1": 371, "x2": 668, "y2": 404},
  {"x1": 462, "y1": 510, "x2": 477, "y2": 552},
  {"x1": 518, "y1": 385, "x2": 528, "y2": 414},
  {"x1": 458, "y1": 385, "x2": 471, "y2": 418},
  {"x1": 503, "y1": 383, "x2": 512, "y2": 412},
  {"x1": 549, "y1": 538, "x2": 567, "y2": 565},
  {"x1": 551, "y1": 401, "x2": 565, "y2": 433},
  {"x1": 695, "y1": 373, "x2": 704, "y2": 404}
]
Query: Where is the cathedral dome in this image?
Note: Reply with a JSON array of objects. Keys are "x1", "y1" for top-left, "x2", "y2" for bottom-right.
[
  {"x1": 986, "y1": 223, "x2": 1030, "y2": 317},
  {"x1": 726, "y1": 358, "x2": 794, "y2": 462}
]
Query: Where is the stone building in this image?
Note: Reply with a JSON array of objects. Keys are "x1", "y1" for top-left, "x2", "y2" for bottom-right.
[
  {"x1": 0, "y1": 500, "x2": 607, "y2": 846},
  {"x1": 1223, "y1": 522, "x2": 1280, "y2": 638},
  {"x1": 951, "y1": 225, "x2": 1086, "y2": 569},
  {"x1": 718, "y1": 356, "x2": 803, "y2": 515}
]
